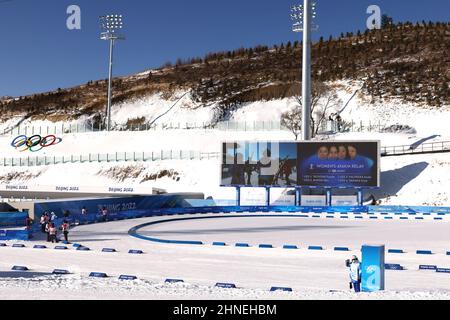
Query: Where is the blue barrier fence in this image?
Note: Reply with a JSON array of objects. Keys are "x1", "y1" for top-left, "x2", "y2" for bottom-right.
[
  {"x1": 0, "y1": 212, "x2": 27, "y2": 228},
  {"x1": 0, "y1": 229, "x2": 31, "y2": 241},
  {"x1": 33, "y1": 193, "x2": 204, "y2": 218},
  {"x1": 369, "y1": 205, "x2": 450, "y2": 214}
]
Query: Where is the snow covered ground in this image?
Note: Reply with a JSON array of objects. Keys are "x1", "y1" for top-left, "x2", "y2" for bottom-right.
[
  {"x1": 1, "y1": 214, "x2": 450, "y2": 300},
  {"x1": 138, "y1": 215, "x2": 450, "y2": 251},
  {"x1": 0, "y1": 81, "x2": 449, "y2": 300}
]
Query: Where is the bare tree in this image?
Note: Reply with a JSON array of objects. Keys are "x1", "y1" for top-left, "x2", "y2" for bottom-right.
[
  {"x1": 281, "y1": 107, "x2": 302, "y2": 140},
  {"x1": 282, "y1": 81, "x2": 341, "y2": 139}
]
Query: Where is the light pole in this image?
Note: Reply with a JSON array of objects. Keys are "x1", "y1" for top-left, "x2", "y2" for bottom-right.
[
  {"x1": 291, "y1": 1, "x2": 318, "y2": 141},
  {"x1": 100, "y1": 14, "x2": 125, "y2": 131}
]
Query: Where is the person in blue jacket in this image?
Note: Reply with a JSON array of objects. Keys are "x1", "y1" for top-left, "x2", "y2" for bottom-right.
[{"x1": 348, "y1": 255, "x2": 362, "y2": 292}]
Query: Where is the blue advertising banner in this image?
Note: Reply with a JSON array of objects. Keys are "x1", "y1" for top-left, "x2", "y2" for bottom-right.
[
  {"x1": 221, "y1": 141, "x2": 380, "y2": 188},
  {"x1": 361, "y1": 245, "x2": 385, "y2": 292},
  {"x1": 33, "y1": 193, "x2": 204, "y2": 218}
]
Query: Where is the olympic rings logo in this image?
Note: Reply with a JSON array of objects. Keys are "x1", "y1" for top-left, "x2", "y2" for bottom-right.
[{"x1": 11, "y1": 135, "x2": 63, "y2": 153}]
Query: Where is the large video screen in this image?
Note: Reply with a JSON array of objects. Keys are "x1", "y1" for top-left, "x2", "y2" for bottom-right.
[{"x1": 221, "y1": 141, "x2": 380, "y2": 188}]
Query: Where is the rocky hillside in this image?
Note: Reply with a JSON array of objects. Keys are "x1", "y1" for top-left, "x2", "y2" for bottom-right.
[{"x1": 0, "y1": 21, "x2": 448, "y2": 125}]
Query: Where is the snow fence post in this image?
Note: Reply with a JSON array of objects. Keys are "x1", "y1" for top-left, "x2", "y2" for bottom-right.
[
  {"x1": 265, "y1": 187, "x2": 271, "y2": 207},
  {"x1": 236, "y1": 186, "x2": 241, "y2": 207},
  {"x1": 357, "y1": 189, "x2": 364, "y2": 206},
  {"x1": 326, "y1": 188, "x2": 332, "y2": 206}
]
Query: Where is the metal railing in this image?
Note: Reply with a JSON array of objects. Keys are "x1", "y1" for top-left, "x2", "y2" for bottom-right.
[
  {"x1": 1, "y1": 119, "x2": 395, "y2": 137},
  {"x1": 381, "y1": 141, "x2": 450, "y2": 156},
  {"x1": 0, "y1": 150, "x2": 221, "y2": 167},
  {"x1": 2, "y1": 121, "x2": 287, "y2": 136},
  {"x1": 0, "y1": 198, "x2": 36, "y2": 203},
  {"x1": 2, "y1": 140, "x2": 448, "y2": 168}
]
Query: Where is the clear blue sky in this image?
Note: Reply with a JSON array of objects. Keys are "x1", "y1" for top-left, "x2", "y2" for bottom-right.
[{"x1": 0, "y1": 0, "x2": 448, "y2": 97}]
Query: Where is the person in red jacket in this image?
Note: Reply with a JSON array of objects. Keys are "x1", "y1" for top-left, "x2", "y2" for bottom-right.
[
  {"x1": 48, "y1": 223, "x2": 58, "y2": 243},
  {"x1": 25, "y1": 215, "x2": 33, "y2": 231},
  {"x1": 101, "y1": 207, "x2": 108, "y2": 222},
  {"x1": 61, "y1": 221, "x2": 70, "y2": 243}
]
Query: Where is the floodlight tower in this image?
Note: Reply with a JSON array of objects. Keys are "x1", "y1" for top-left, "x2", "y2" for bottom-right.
[
  {"x1": 290, "y1": 1, "x2": 318, "y2": 141},
  {"x1": 100, "y1": 14, "x2": 125, "y2": 131}
]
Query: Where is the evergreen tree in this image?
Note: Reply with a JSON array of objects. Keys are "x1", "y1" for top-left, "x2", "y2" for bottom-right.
[{"x1": 381, "y1": 15, "x2": 394, "y2": 28}]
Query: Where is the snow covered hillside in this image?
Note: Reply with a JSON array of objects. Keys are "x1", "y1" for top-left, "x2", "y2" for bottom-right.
[{"x1": 0, "y1": 80, "x2": 449, "y2": 206}]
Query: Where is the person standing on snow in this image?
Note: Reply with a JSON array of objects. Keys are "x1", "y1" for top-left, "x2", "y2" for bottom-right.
[
  {"x1": 347, "y1": 255, "x2": 362, "y2": 293},
  {"x1": 61, "y1": 220, "x2": 70, "y2": 243},
  {"x1": 40, "y1": 214, "x2": 46, "y2": 233},
  {"x1": 25, "y1": 215, "x2": 33, "y2": 231},
  {"x1": 45, "y1": 220, "x2": 51, "y2": 242},
  {"x1": 336, "y1": 114, "x2": 343, "y2": 132},
  {"x1": 48, "y1": 223, "x2": 58, "y2": 243},
  {"x1": 101, "y1": 207, "x2": 108, "y2": 222}
]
